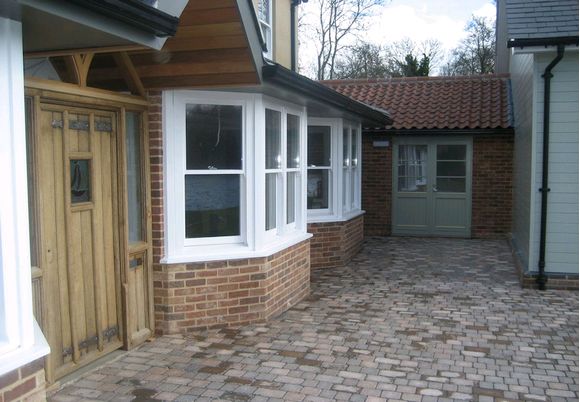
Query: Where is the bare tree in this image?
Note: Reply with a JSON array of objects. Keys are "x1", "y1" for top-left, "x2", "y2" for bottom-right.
[
  {"x1": 306, "y1": 0, "x2": 385, "y2": 80},
  {"x1": 385, "y1": 38, "x2": 443, "y2": 77},
  {"x1": 333, "y1": 38, "x2": 444, "y2": 79},
  {"x1": 442, "y1": 15, "x2": 495, "y2": 75},
  {"x1": 334, "y1": 42, "x2": 389, "y2": 79}
]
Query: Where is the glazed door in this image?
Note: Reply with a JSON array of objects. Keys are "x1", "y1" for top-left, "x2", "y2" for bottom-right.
[
  {"x1": 38, "y1": 104, "x2": 122, "y2": 380},
  {"x1": 392, "y1": 137, "x2": 472, "y2": 237}
]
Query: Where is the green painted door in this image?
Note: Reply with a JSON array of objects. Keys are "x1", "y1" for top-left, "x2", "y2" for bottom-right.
[{"x1": 392, "y1": 137, "x2": 472, "y2": 237}]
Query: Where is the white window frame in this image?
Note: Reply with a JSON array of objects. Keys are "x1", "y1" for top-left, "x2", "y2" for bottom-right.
[
  {"x1": 164, "y1": 91, "x2": 309, "y2": 263},
  {"x1": 165, "y1": 91, "x2": 256, "y2": 259},
  {"x1": 258, "y1": 0, "x2": 274, "y2": 59},
  {"x1": 0, "y1": 16, "x2": 49, "y2": 377},
  {"x1": 307, "y1": 118, "x2": 363, "y2": 223},
  {"x1": 260, "y1": 97, "x2": 306, "y2": 245},
  {"x1": 307, "y1": 117, "x2": 337, "y2": 218},
  {"x1": 284, "y1": 109, "x2": 304, "y2": 232}
]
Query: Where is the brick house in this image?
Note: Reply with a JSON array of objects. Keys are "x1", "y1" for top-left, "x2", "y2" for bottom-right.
[
  {"x1": 0, "y1": 0, "x2": 392, "y2": 397},
  {"x1": 323, "y1": 75, "x2": 515, "y2": 240}
]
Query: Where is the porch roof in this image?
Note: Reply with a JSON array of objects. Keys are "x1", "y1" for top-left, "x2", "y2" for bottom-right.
[{"x1": 321, "y1": 74, "x2": 514, "y2": 132}]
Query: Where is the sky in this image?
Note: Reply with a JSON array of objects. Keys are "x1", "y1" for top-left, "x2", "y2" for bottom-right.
[
  {"x1": 298, "y1": 0, "x2": 497, "y2": 76},
  {"x1": 366, "y1": 0, "x2": 496, "y2": 52}
]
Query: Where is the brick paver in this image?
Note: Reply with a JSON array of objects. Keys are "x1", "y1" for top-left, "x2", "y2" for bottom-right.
[{"x1": 49, "y1": 237, "x2": 579, "y2": 401}]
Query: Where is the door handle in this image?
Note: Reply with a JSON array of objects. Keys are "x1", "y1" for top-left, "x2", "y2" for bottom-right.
[{"x1": 432, "y1": 185, "x2": 438, "y2": 192}]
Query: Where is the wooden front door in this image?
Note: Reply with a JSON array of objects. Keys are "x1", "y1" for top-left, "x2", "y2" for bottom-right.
[
  {"x1": 392, "y1": 137, "x2": 473, "y2": 237},
  {"x1": 37, "y1": 104, "x2": 123, "y2": 380}
]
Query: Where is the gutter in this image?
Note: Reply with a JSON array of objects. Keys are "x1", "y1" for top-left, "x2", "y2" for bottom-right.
[
  {"x1": 262, "y1": 63, "x2": 393, "y2": 126},
  {"x1": 63, "y1": 0, "x2": 179, "y2": 37},
  {"x1": 536, "y1": 44, "x2": 565, "y2": 290},
  {"x1": 508, "y1": 36, "x2": 578, "y2": 49}
]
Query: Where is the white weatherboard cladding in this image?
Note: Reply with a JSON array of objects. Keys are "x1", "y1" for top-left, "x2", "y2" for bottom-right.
[
  {"x1": 530, "y1": 52, "x2": 579, "y2": 275},
  {"x1": 510, "y1": 52, "x2": 535, "y2": 270}
]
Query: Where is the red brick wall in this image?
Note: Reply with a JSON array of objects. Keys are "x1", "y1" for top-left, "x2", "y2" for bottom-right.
[
  {"x1": 362, "y1": 134, "x2": 392, "y2": 236},
  {"x1": 361, "y1": 132, "x2": 513, "y2": 239},
  {"x1": 472, "y1": 134, "x2": 514, "y2": 238},
  {"x1": 148, "y1": 91, "x2": 164, "y2": 264},
  {"x1": 308, "y1": 214, "x2": 364, "y2": 269},
  {"x1": 153, "y1": 240, "x2": 310, "y2": 334},
  {"x1": 0, "y1": 358, "x2": 45, "y2": 402}
]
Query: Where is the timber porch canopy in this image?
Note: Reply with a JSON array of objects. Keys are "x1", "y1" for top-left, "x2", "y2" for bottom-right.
[{"x1": 24, "y1": 0, "x2": 392, "y2": 128}]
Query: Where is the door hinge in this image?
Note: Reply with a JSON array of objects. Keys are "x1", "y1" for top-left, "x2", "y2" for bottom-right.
[
  {"x1": 95, "y1": 121, "x2": 113, "y2": 132},
  {"x1": 103, "y1": 325, "x2": 119, "y2": 341},
  {"x1": 51, "y1": 120, "x2": 64, "y2": 129},
  {"x1": 69, "y1": 120, "x2": 90, "y2": 131},
  {"x1": 62, "y1": 346, "x2": 73, "y2": 358},
  {"x1": 79, "y1": 335, "x2": 99, "y2": 351}
]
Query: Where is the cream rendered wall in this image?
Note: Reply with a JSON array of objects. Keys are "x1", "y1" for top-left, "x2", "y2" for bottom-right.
[
  {"x1": 530, "y1": 51, "x2": 579, "y2": 274},
  {"x1": 510, "y1": 52, "x2": 535, "y2": 271},
  {"x1": 273, "y1": 0, "x2": 292, "y2": 68}
]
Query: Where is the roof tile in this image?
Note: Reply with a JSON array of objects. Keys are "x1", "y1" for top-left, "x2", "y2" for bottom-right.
[{"x1": 321, "y1": 75, "x2": 513, "y2": 130}]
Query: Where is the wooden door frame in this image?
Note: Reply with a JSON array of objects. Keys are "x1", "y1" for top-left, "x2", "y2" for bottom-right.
[
  {"x1": 25, "y1": 78, "x2": 153, "y2": 382},
  {"x1": 391, "y1": 135, "x2": 473, "y2": 238}
]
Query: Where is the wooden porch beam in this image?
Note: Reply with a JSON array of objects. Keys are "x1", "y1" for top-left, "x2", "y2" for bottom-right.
[
  {"x1": 113, "y1": 52, "x2": 146, "y2": 97},
  {"x1": 24, "y1": 45, "x2": 146, "y2": 59}
]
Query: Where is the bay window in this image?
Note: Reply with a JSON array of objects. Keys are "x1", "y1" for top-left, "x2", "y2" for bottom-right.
[
  {"x1": 164, "y1": 91, "x2": 308, "y2": 262},
  {"x1": 307, "y1": 118, "x2": 362, "y2": 222}
]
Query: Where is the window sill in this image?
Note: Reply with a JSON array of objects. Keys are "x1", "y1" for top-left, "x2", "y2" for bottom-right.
[
  {"x1": 0, "y1": 320, "x2": 50, "y2": 377},
  {"x1": 162, "y1": 232, "x2": 313, "y2": 264},
  {"x1": 307, "y1": 209, "x2": 365, "y2": 224}
]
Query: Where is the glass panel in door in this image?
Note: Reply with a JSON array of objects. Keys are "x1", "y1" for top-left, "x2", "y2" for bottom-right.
[
  {"x1": 397, "y1": 145, "x2": 427, "y2": 192},
  {"x1": 436, "y1": 145, "x2": 466, "y2": 192}
]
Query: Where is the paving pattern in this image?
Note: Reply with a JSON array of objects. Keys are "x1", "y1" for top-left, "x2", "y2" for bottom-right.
[{"x1": 49, "y1": 237, "x2": 579, "y2": 402}]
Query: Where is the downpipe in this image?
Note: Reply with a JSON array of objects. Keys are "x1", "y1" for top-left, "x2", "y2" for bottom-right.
[{"x1": 537, "y1": 44, "x2": 565, "y2": 290}]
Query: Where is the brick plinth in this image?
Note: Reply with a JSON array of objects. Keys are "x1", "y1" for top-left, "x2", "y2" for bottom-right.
[
  {"x1": 0, "y1": 358, "x2": 46, "y2": 402},
  {"x1": 308, "y1": 214, "x2": 364, "y2": 269},
  {"x1": 153, "y1": 240, "x2": 310, "y2": 334}
]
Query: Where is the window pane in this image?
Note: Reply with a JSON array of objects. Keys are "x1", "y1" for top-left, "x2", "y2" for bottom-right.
[
  {"x1": 266, "y1": 109, "x2": 281, "y2": 169},
  {"x1": 307, "y1": 169, "x2": 330, "y2": 209},
  {"x1": 437, "y1": 161, "x2": 466, "y2": 176},
  {"x1": 287, "y1": 172, "x2": 297, "y2": 224},
  {"x1": 70, "y1": 160, "x2": 91, "y2": 203},
  {"x1": 351, "y1": 170, "x2": 356, "y2": 208},
  {"x1": 342, "y1": 128, "x2": 349, "y2": 167},
  {"x1": 437, "y1": 177, "x2": 466, "y2": 192},
  {"x1": 186, "y1": 104, "x2": 242, "y2": 170},
  {"x1": 258, "y1": 0, "x2": 270, "y2": 23},
  {"x1": 126, "y1": 112, "x2": 143, "y2": 243},
  {"x1": 351, "y1": 129, "x2": 358, "y2": 167},
  {"x1": 287, "y1": 114, "x2": 300, "y2": 168},
  {"x1": 398, "y1": 145, "x2": 427, "y2": 192},
  {"x1": 266, "y1": 173, "x2": 277, "y2": 230},
  {"x1": 307, "y1": 126, "x2": 331, "y2": 167},
  {"x1": 342, "y1": 168, "x2": 348, "y2": 208},
  {"x1": 185, "y1": 175, "x2": 240, "y2": 238},
  {"x1": 398, "y1": 177, "x2": 427, "y2": 192},
  {"x1": 437, "y1": 145, "x2": 466, "y2": 161}
]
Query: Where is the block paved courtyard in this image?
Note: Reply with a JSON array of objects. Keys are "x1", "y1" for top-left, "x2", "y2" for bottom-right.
[{"x1": 49, "y1": 237, "x2": 579, "y2": 402}]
